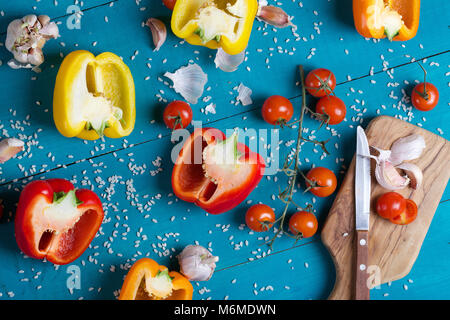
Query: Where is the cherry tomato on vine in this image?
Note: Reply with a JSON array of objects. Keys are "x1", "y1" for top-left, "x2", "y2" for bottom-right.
[
  {"x1": 305, "y1": 167, "x2": 337, "y2": 197},
  {"x1": 375, "y1": 192, "x2": 405, "y2": 220},
  {"x1": 288, "y1": 211, "x2": 318, "y2": 238},
  {"x1": 305, "y1": 68, "x2": 336, "y2": 97},
  {"x1": 411, "y1": 82, "x2": 439, "y2": 111},
  {"x1": 261, "y1": 95, "x2": 294, "y2": 126},
  {"x1": 245, "y1": 204, "x2": 276, "y2": 232},
  {"x1": 376, "y1": 192, "x2": 418, "y2": 225},
  {"x1": 162, "y1": 0, "x2": 177, "y2": 10},
  {"x1": 315, "y1": 96, "x2": 346, "y2": 125},
  {"x1": 163, "y1": 100, "x2": 193, "y2": 130}
]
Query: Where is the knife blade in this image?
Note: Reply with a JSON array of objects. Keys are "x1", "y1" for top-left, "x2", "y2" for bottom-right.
[
  {"x1": 354, "y1": 126, "x2": 371, "y2": 300},
  {"x1": 355, "y1": 126, "x2": 371, "y2": 231}
]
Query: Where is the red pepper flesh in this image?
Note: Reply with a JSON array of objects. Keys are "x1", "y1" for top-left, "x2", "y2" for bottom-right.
[
  {"x1": 172, "y1": 128, "x2": 265, "y2": 214},
  {"x1": 15, "y1": 178, "x2": 104, "y2": 265}
]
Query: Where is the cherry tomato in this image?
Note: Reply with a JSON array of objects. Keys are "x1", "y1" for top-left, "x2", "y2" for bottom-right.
[
  {"x1": 261, "y1": 95, "x2": 294, "y2": 126},
  {"x1": 389, "y1": 199, "x2": 418, "y2": 225},
  {"x1": 288, "y1": 211, "x2": 318, "y2": 238},
  {"x1": 163, "y1": 100, "x2": 193, "y2": 130},
  {"x1": 376, "y1": 192, "x2": 418, "y2": 225},
  {"x1": 305, "y1": 167, "x2": 337, "y2": 197},
  {"x1": 162, "y1": 0, "x2": 176, "y2": 10},
  {"x1": 375, "y1": 192, "x2": 406, "y2": 219},
  {"x1": 411, "y1": 82, "x2": 439, "y2": 111},
  {"x1": 305, "y1": 68, "x2": 336, "y2": 97},
  {"x1": 315, "y1": 96, "x2": 346, "y2": 125},
  {"x1": 245, "y1": 204, "x2": 276, "y2": 232}
]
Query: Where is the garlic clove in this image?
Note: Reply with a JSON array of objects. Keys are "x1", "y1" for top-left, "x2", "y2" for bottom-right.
[
  {"x1": 37, "y1": 15, "x2": 51, "y2": 27},
  {"x1": 389, "y1": 134, "x2": 426, "y2": 165},
  {"x1": 257, "y1": 5, "x2": 296, "y2": 29},
  {"x1": 214, "y1": 48, "x2": 245, "y2": 73},
  {"x1": 237, "y1": 83, "x2": 253, "y2": 106},
  {"x1": 396, "y1": 162, "x2": 423, "y2": 190},
  {"x1": 375, "y1": 160, "x2": 410, "y2": 190},
  {"x1": 164, "y1": 63, "x2": 208, "y2": 104},
  {"x1": 178, "y1": 245, "x2": 219, "y2": 281},
  {"x1": 0, "y1": 138, "x2": 24, "y2": 163},
  {"x1": 145, "y1": 18, "x2": 167, "y2": 52}
]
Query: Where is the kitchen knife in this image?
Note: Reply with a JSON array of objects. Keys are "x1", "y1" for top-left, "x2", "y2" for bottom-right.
[{"x1": 354, "y1": 126, "x2": 371, "y2": 300}]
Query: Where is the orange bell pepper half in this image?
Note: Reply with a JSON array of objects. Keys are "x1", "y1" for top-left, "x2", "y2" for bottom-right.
[
  {"x1": 353, "y1": 0, "x2": 420, "y2": 41},
  {"x1": 172, "y1": 128, "x2": 265, "y2": 214},
  {"x1": 14, "y1": 178, "x2": 104, "y2": 265},
  {"x1": 119, "y1": 258, "x2": 193, "y2": 300}
]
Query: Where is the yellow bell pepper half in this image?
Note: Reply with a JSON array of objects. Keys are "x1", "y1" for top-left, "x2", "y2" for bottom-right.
[
  {"x1": 53, "y1": 50, "x2": 136, "y2": 140},
  {"x1": 171, "y1": 0, "x2": 258, "y2": 55}
]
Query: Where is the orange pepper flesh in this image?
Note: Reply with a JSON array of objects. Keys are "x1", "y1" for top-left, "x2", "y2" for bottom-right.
[
  {"x1": 119, "y1": 258, "x2": 193, "y2": 300},
  {"x1": 353, "y1": 0, "x2": 420, "y2": 41}
]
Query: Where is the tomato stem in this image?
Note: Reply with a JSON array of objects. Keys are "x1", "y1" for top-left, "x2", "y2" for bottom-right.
[{"x1": 416, "y1": 62, "x2": 429, "y2": 100}]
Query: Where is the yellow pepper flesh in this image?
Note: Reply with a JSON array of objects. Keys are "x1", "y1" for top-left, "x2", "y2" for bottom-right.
[
  {"x1": 53, "y1": 50, "x2": 136, "y2": 140},
  {"x1": 171, "y1": 0, "x2": 258, "y2": 55}
]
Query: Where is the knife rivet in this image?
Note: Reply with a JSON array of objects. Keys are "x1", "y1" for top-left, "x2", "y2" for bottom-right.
[
  {"x1": 360, "y1": 264, "x2": 366, "y2": 271},
  {"x1": 360, "y1": 239, "x2": 367, "y2": 246}
]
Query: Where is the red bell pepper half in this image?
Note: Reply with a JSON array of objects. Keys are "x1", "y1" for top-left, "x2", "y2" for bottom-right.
[
  {"x1": 172, "y1": 128, "x2": 265, "y2": 214},
  {"x1": 15, "y1": 178, "x2": 104, "y2": 265}
]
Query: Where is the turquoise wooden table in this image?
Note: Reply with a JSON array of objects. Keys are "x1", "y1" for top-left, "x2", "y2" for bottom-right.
[{"x1": 0, "y1": 0, "x2": 448, "y2": 300}]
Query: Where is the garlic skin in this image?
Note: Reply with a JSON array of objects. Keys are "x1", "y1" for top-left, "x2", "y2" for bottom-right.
[
  {"x1": 5, "y1": 14, "x2": 59, "y2": 71},
  {"x1": 178, "y1": 245, "x2": 219, "y2": 281},
  {"x1": 164, "y1": 64, "x2": 208, "y2": 104},
  {"x1": 237, "y1": 83, "x2": 253, "y2": 106},
  {"x1": 214, "y1": 48, "x2": 245, "y2": 72},
  {"x1": 389, "y1": 134, "x2": 426, "y2": 165},
  {"x1": 257, "y1": 4, "x2": 296, "y2": 29},
  {"x1": 0, "y1": 138, "x2": 24, "y2": 163},
  {"x1": 145, "y1": 18, "x2": 167, "y2": 52}
]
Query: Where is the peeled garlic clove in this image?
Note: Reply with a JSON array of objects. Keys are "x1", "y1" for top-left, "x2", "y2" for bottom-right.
[
  {"x1": 145, "y1": 18, "x2": 166, "y2": 52},
  {"x1": 178, "y1": 245, "x2": 219, "y2": 281},
  {"x1": 214, "y1": 48, "x2": 245, "y2": 72},
  {"x1": 396, "y1": 162, "x2": 423, "y2": 190},
  {"x1": 0, "y1": 138, "x2": 24, "y2": 163},
  {"x1": 237, "y1": 83, "x2": 253, "y2": 106},
  {"x1": 257, "y1": 5, "x2": 295, "y2": 28},
  {"x1": 164, "y1": 63, "x2": 208, "y2": 104},
  {"x1": 389, "y1": 134, "x2": 425, "y2": 165},
  {"x1": 375, "y1": 160, "x2": 410, "y2": 190}
]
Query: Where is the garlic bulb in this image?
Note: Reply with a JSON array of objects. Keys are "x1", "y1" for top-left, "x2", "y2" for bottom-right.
[
  {"x1": 389, "y1": 134, "x2": 426, "y2": 165},
  {"x1": 214, "y1": 48, "x2": 245, "y2": 72},
  {"x1": 178, "y1": 245, "x2": 219, "y2": 281},
  {"x1": 5, "y1": 14, "x2": 59, "y2": 71},
  {"x1": 0, "y1": 138, "x2": 24, "y2": 163},
  {"x1": 164, "y1": 64, "x2": 208, "y2": 104},
  {"x1": 145, "y1": 18, "x2": 166, "y2": 52}
]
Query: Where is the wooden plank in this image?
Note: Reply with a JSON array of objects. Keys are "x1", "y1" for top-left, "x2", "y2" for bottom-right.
[{"x1": 322, "y1": 116, "x2": 450, "y2": 300}]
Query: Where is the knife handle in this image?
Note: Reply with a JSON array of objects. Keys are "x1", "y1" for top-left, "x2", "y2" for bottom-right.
[{"x1": 354, "y1": 230, "x2": 370, "y2": 300}]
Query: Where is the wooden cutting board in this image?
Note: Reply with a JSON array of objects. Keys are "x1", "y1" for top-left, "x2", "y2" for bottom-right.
[{"x1": 321, "y1": 115, "x2": 450, "y2": 300}]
